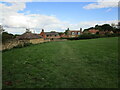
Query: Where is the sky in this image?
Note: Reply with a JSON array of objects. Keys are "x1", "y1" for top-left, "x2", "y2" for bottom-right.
[{"x1": 0, "y1": 0, "x2": 119, "y2": 34}]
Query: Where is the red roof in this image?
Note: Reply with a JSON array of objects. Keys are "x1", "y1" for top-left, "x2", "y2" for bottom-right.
[
  {"x1": 88, "y1": 29, "x2": 99, "y2": 33},
  {"x1": 69, "y1": 31, "x2": 81, "y2": 32}
]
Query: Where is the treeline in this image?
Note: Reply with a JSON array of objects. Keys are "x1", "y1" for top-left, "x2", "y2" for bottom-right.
[{"x1": 84, "y1": 24, "x2": 119, "y2": 33}]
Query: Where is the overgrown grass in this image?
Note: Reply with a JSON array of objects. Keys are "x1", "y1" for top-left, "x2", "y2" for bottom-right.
[{"x1": 2, "y1": 37, "x2": 118, "y2": 88}]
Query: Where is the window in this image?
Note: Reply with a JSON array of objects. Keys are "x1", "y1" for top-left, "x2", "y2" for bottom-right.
[
  {"x1": 72, "y1": 32, "x2": 75, "y2": 35},
  {"x1": 55, "y1": 35, "x2": 57, "y2": 37},
  {"x1": 78, "y1": 32, "x2": 80, "y2": 35},
  {"x1": 47, "y1": 35, "x2": 49, "y2": 37}
]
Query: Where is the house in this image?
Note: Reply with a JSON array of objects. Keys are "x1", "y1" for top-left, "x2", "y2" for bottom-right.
[
  {"x1": 83, "y1": 29, "x2": 99, "y2": 34},
  {"x1": 66, "y1": 28, "x2": 83, "y2": 37},
  {"x1": 40, "y1": 29, "x2": 60, "y2": 39},
  {"x1": 88, "y1": 29, "x2": 99, "y2": 34},
  {"x1": 83, "y1": 28, "x2": 115, "y2": 35},
  {"x1": 60, "y1": 33, "x2": 68, "y2": 38},
  {"x1": 16, "y1": 31, "x2": 42, "y2": 40},
  {"x1": 99, "y1": 30, "x2": 113, "y2": 35},
  {"x1": 16, "y1": 31, "x2": 44, "y2": 44}
]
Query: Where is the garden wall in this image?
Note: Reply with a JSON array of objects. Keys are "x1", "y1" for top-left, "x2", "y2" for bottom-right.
[{"x1": 1, "y1": 38, "x2": 50, "y2": 51}]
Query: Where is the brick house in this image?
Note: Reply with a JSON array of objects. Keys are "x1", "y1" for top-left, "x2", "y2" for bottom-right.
[
  {"x1": 65, "y1": 28, "x2": 83, "y2": 38},
  {"x1": 83, "y1": 29, "x2": 114, "y2": 35},
  {"x1": 83, "y1": 29, "x2": 99, "y2": 34},
  {"x1": 16, "y1": 31, "x2": 42, "y2": 40},
  {"x1": 40, "y1": 29, "x2": 60, "y2": 39}
]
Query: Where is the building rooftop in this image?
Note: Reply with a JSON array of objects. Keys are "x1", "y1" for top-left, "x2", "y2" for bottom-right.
[
  {"x1": 16, "y1": 32, "x2": 42, "y2": 40},
  {"x1": 44, "y1": 32, "x2": 59, "y2": 35}
]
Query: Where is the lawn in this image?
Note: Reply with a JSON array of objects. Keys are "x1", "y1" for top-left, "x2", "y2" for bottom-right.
[{"x1": 2, "y1": 37, "x2": 118, "y2": 88}]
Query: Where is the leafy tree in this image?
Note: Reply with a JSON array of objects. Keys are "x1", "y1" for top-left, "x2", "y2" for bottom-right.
[
  {"x1": 65, "y1": 28, "x2": 70, "y2": 35},
  {"x1": 101, "y1": 24, "x2": 113, "y2": 31},
  {"x1": 2, "y1": 32, "x2": 14, "y2": 43},
  {"x1": 58, "y1": 32, "x2": 64, "y2": 36},
  {"x1": 95, "y1": 25, "x2": 103, "y2": 31}
]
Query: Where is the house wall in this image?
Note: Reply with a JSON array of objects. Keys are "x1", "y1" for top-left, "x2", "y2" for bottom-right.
[
  {"x1": 46, "y1": 35, "x2": 60, "y2": 39},
  {"x1": 40, "y1": 32, "x2": 46, "y2": 38},
  {"x1": 68, "y1": 31, "x2": 82, "y2": 37}
]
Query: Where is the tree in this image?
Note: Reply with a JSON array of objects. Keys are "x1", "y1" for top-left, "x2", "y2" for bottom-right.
[
  {"x1": 101, "y1": 24, "x2": 113, "y2": 31},
  {"x1": 0, "y1": 25, "x2": 5, "y2": 34},
  {"x1": 58, "y1": 32, "x2": 64, "y2": 36},
  {"x1": 118, "y1": 22, "x2": 120, "y2": 29},
  {"x1": 95, "y1": 25, "x2": 103, "y2": 31},
  {"x1": 25, "y1": 28, "x2": 31, "y2": 33},
  {"x1": 65, "y1": 28, "x2": 70, "y2": 35},
  {"x1": 2, "y1": 32, "x2": 14, "y2": 43}
]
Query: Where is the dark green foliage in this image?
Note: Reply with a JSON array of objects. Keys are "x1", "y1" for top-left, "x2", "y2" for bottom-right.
[
  {"x1": 2, "y1": 37, "x2": 118, "y2": 88},
  {"x1": 83, "y1": 23, "x2": 119, "y2": 32},
  {"x1": 58, "y1": 32, "x2": 64, "y2": 36},
  {"x1": 2, "y1": 32, "x2": 15, "y2": 43},
  {"x1": 100, "y1": 24, "x2": 113, "y2": 31},
  {"x1": 14, "y1": 34, "x2": 20, "y2": 38},
  {"x1": 65, "y1": 28, "x2": 70, "y2": 35}
]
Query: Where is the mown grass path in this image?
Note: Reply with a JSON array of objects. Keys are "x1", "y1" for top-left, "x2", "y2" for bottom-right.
[{"x1": 2, "y1": 37, "x2": 118, "y2": 88}]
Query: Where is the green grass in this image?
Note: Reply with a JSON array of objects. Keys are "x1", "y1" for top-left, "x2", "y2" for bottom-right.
[{"x1": 2, "y1": 37, "x2": 118, "y2": 88}]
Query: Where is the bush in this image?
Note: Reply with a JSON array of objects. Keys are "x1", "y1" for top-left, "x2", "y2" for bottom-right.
[
  {"x1": 2, "y1": 32, "x2": 15, "y2": 43},
  {"x1": 62, "y1": 34, "x2": 100, "y2": 40},
  {"x1": 61, "y1": 33, "x2": 119, "y2": 40}
]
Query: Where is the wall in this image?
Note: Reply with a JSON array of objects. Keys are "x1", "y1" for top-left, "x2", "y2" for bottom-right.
[
  {"x1": 46, "y1": 35, "x2": 60, "y2": 39},
  {"x1": 30, "y1": 38, "x2": 44, "y2": 44},
  {"x1": 1, "y1": 38, "x2": 50, "y2": 51},
  {"x1": 2, "y1": 40, "x2": 30, "y2": 50}
]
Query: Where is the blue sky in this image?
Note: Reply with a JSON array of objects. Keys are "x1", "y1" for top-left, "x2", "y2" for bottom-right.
[
  {"x1": 0, "y1": 1, "x2": 119, "y2": 34},
  {"x1": 20, "y1": 2, "x2": 118, "y2": 23}
]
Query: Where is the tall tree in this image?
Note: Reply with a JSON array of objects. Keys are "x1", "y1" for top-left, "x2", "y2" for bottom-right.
[
  {"x1": 65, "y1": 28, "x2": 70, "y2": 35},
  {"x1": 0, "y1": 25, "x2": 5, "y2": 34},
  {"x1": 101, "y1": 24, "x2": 113, "y2": 31}
]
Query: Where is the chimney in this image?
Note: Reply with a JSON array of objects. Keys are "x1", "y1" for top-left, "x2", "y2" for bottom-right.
[
  {"x1": 42, "y1": 29, "x2": 44, "y2": 32},
  {"x1": 80, "y1": 28, "x2": 82, "y2": 32}
]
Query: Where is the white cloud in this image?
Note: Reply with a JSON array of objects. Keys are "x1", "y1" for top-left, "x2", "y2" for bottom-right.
[
  {"x1": 106, "y1": 8, "x2": 112, "y2": 12},
  {"x1": 0, "y1": 2, "x2": 69, "y2": 34},
  {"x1": 77, "y1": 20, "x2": 118, "y2": 29},
  {"x1": 83, "y1": 0, "x2": 119, "y2": 9}
]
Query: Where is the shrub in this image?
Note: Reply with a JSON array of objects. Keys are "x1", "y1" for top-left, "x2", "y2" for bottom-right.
[{"x1": 61, "y1": 33, "x2": 119, "y2": 40}]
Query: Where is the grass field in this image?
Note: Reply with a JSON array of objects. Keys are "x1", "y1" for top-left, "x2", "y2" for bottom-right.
[{"x1": 2, "y1": 37, "x2": 118, "y2": 88}]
